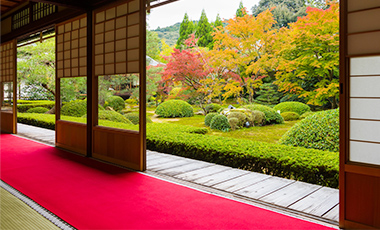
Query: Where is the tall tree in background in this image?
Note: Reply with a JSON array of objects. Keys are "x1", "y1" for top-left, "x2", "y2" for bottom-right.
[
  {"x1": 236, "y1": 1, "x2": 247, "y2": 17},
  {"x1": 213, "y1": 14, "x2": 223, "y2": 29},
  {"x1": 252, "y1": 0, "x2": 307, "y2": 28},
  {"x1": 176, "y1": 13, "x2": 195, "y2": 49},
  {"x1": 274, "y1": 3, "x2": 339, "y2": 108},
  {"x1": 195, "y1": 9, "x2": 213, "y2": 49},
  {"x1": 147, "y1": 30, "x2": 161, "y2": 60},
  {"x1": 210, "y1": 9, "x2": 277, "y2": 103}
]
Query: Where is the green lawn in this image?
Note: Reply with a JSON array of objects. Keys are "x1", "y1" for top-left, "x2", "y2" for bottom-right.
[{"x1": 157, "y1": 114, "x2": 298, "y2": 144}]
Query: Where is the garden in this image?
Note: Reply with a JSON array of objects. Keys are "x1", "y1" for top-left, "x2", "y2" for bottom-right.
[{"x1": 15, "y1": 1, "x2": 340, "y2": 188}]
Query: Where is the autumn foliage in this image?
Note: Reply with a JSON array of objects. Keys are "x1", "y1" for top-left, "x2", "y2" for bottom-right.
[{"x1": 158, "y1": 2, "x2": 340, "y2": 109}]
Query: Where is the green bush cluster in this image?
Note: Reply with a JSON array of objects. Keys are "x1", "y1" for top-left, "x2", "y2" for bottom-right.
[
  {"x1": 26, "y1": 107, "x2": 49, "y2": 113},
  {"x1": 61, "y1": 100, "x2": 87, "y2": 117},
  {"x1": 124, "y1": 113, "x2": 153, "y2": 125},
  {"x1": 244, "y1": 104, "x2": 284, "y2": 125},
  {"x1": 204, "y1": 113, "x2": 218, "y2": 127},
  {"x1": 280, "y1": 109, "x2": 339, "y2": 152},
  {"x1": 17, "y1": 100, "x2": 55, "y2": 112},
  {"x1": 251, "y1": 110, "x2": 265, "y2": 126},
  {"x1": 273, "y1": 102, "x2": 311, "y2": 115},
  {"x1": 281, "y1": 112, "x2": 300, "y2": 121},
  {"x1": 227, "y1": 112, "x2": 247, "y2": 127},
  {"x1": 104, "y1": 96, "x2": 125, "y2": 112},
  {"x1": 125, "y1": 98, "x2": 138, "y2": 105},
  {"x1": 228, "y1": 117, "x2": 240, "y2": 130},
  {"x1": 18, "y1": 113, "x2": 339, "y2": 187},
  {"x1": 97, "y1": 110, "x2": 132, "y2": 124},
  {"x1": 205, "y1": 103, "x2": 222, "y2": 114},
  {"x1": 210, "y1": 114, "x2": 231, "y2": 131},
  {"x1": 300, "y1": 111, "x2": 314, "y2": 119},
  {"x1": 155, "y1": 100, "x2": 194, "y2": 118}
]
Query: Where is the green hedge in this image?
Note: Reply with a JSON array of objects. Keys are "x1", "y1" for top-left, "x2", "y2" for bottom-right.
[
  {"x1": 155, "y1": 100, "x2": 194, "y2": 118},
  {"x1": 104, "y1": 96, "x2": 125, "y2": 112},
  {"x1": 281, "y1": 112, "x2": 300, "y2": 121},
  {"x1": 124, "y1": 113, "x2": 153, "y2": 125},
  {"x1": 273, "y1": 102, "x2": 311, "y2": 115},
  {"x1": 18, "y1": 113, "x2": 338, "y2": 188},
  {"x1": 17, "y1": 100, "x2": 55, "y2": 112},
  {"x1": 61, "y1": 100, "x2": 87, "y2": 117},
  {"x1": 26, "y1": 107, "x2": 49, "y2": 113},
  {"x1": 280, "y1": 109, "x2": 339, "y2": 152}
]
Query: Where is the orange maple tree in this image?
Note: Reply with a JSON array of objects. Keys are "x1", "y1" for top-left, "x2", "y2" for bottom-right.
[
  {"x1": 209, "y1": 8, "x2": 277, "y2": 103},
  {"x1": 274, "y1": 2, "x2": 339, "y2": 108}
]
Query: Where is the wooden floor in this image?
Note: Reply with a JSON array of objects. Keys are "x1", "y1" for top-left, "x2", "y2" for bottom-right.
[{"x1": 16, "y1": 123, "x2": 339, "y2": 225}]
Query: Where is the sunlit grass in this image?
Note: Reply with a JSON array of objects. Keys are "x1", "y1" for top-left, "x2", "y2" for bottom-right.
[{"x1": 160, "y1": 114, "x2": 298, "y2": 144}]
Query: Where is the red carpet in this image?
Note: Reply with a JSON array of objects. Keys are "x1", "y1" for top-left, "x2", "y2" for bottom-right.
[{"x1": 1, "y1": 134, "x2": 335, "y2": 229}]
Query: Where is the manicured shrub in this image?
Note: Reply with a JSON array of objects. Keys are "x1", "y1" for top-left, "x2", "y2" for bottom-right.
[
  {"x1": 210, "y1": 114, "x2": 231, "y2": 131},
  {"x1": 281, "y1": 112, "x2": 300, "y2": 121},
  {"x1": 124, "y1": 113, "x2": 153, "y2": 125},
  {"x1": 125, "y1": 98, "x2": 138, "y2": 105},
  {"x1": 228, "y1": 117, "x2": 239, "y2": 130},
  {"x1": 244, "y1": 104, "x2": 284, "y2": 125},
  {"x1": 204, "y1": 112, "x2": 218, "y2": 127},
  {"x1": 17, "y1": 100, "x2": 55, "y2": 112},
  {"x1": 61, "y1": 100, "x2": 87, "y2": 117},
  {"x1": 227, "y1": 112, "x2": 247, "y2": 128},
  {"x1": 104, "y1": 96, "x2": 125, "y2": 112},
  {"x1": 300, "y1": 111, "x2": 314, "y2": 119},
  {"x1": 26, "y1": 107, "x2": 49, "y2": 113},
  {"x1": 205, "y1": 103, "x2": 222, "y2": 114},
  {"x1": 273, "y1": 102, "x2": 311, "y2": 115},
  {"x1": 98, "y1": 110, "x2": 132, "y2": 124},
  {"x1": 251, "y1": 110, "x2": 265, "y2": 126},
  {"x1": 155, "y1": 100, "x2": 194, "y2": 118},
  {"x1": 280, "y1": 109, "x2": 339, "y2": 152}
]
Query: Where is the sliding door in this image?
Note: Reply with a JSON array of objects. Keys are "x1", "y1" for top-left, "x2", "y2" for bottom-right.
[
  {"x1": 340, "y1": 0, "x2": 380, "y2": 228},
  {"x1": 0, "y1": 40, "x2": 17, "y2": 134}
]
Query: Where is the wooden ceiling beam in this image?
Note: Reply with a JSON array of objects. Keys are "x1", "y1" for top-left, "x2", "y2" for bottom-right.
[{"x1": 30, "y1": 0, "x2": 88, "y2": 10}]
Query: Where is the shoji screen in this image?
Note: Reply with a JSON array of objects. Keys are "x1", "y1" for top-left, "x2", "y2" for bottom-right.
[
  {"x1": 92, "y1": 0, "x2": 146, "y2": 171},
  {"x1": 340, "y1": 0, "x2": 380, "y2": 228},
  {"x1": 0, "y1": 40, "x2": 17, "y2": 134},
  {"x1": 55, "y1": 15, "x2": 88, "y2": 155}
]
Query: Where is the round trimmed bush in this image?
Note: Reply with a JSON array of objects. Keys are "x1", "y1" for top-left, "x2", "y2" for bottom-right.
[
  {"x1": 155, "y1": 100, "x2": 194, "y2": 118},
  {"x1": 279, "y1": 109, "x2": 339, "y2": 152},
  {"x1": 104, "y1": 96, "x2": 125, "y2": 112},
  {"x1": 251, "y1": 110, "x2": 265, "y2": 126},
  {"x1": 281, "y1": 112, "x2": 300, "y2": 121},
  {"x1": 205, "y1": 112, "x2": 218, "y2": 127},
  {"x1": 244, "y1": 104, "x2": 284, "y2": 125},
  {"x1": 124, "y1": 113, "x2": 153, "y2": 125},
  {"x1": 227, "y1": 112, "x2": 247, "y2": 128},
  {"x1": 205, "y1": 103, "x2": 222, "y2": 114},
  {"x1": 300, "y1": 111, "x2": 314, "y2": 119},
  {"x1": 98, "y1": 110, "x2": 132, "y2": 124},
  {"x1": 61, "y1": 100, "x2": 87, "y2": 117},
  {"x1": 26, "y1": 107, "x2": 49, "y2": 113},
  {"x1": 273, "y1": 102, "x2": 310, "y2": 115},
  {"x1": 210, "y1": 114, "x2": 231, "y2": 131},
  {"x1": 228, "y1": 117, "x2": 239, "y2": 130}
]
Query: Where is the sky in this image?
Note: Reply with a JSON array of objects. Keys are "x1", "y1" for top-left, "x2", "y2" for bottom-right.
[{"x1": 148, "y1": 0, "x2": 261, "y2": 30}]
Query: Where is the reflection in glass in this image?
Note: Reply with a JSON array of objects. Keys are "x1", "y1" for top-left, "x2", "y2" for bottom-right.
[
  {"x1": 1, "y1": 82, "x2": 13, "y2": 111},
  {"x1": 98, "y1": 74, "x2": 139, "y2": 131},
  {"x1": 59, "y1": 77, "x2": 87, "y2": 122}
]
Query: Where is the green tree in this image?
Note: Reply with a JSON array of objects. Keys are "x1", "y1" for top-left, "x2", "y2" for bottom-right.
[
  {"x1": 176, "y1": 13, "x2": 195, "y2": 50},
  {"x1": 147, "y1": 30, "x2": 161, "y2": 60},
  {"x1": 236, "y1": 1, "x2": 247, "y2": 17},
  {"x1": 213, "y1": 14, "x2": 223, "y2": 29},
  {"x1": 252, "y1": 0, "x2": 307, "y2": 28},
  {"x1": 255, "y1": 83, "x2": 281, "y2": 105},
  {"x1": 195, "y1": 9, "x2": 213, "y2": 49}
]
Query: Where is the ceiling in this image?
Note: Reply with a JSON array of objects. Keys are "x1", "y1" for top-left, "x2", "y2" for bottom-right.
[
  {"x1": 0, "y1": 0, "x2": 178, "y2": 17},
  {"x1": 1, "y1": 0, "x2": 26, "y2": 15}
]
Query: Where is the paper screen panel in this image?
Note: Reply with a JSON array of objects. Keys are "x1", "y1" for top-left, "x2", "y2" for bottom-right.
[
  {"x1": 0, "y1": 41, "x2": 15, "y2": 82},
  {"x1": 94, "y1": 0, "x2": 140, "y2": 76},
  {"x1": 56, "y1": 15, "x2": 87, "y2": 78}
]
